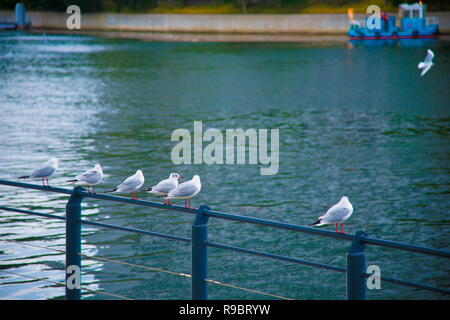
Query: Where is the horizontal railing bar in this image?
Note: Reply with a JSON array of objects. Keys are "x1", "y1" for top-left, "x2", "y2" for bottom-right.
[
  {"x1": 1, "y1": 179, "x2": 449, "y2": 259},
  {"x1": 204, "y1": 278, "x2": 293, "y2": 300},
  {"x1": 79, "y1": 219, "x2": 191, "y2": 243},
  {"x1": 363, "y1": 272, "x2": 450, "y2": 295},
  {"x1": 0, "y1": 206, "x2": 190, "y2": 243},
  {"x1": 361, "y1": 237, "x2": 450, "y2": 259},
  {"x1": 0, "y1": 206, "x2": 66, "y2": 220},
  {"x1": 203, "y1": 209, "x2": 450, "y2": 259},
  {"x1": 0, "y1": 179, "x2": 72, "y2": 195},
  {"x1": 78, "y1": 252, "x2": 192, "y2": 278},
  {"x1": 76, "y1": 190, "x2": 198, "y2": 215},
  {"x1": 0, "y1": 269, "x2": 134, "y2": 300},
  {"x1": 206, "y1": 241, "x2": 346, "y2": 274},
  {"x1": 0, "y1": 179, "x2": 198, "y2": 215},
  {"x1": 204, "y1": 209, "x2": 354, "y2": 241}
]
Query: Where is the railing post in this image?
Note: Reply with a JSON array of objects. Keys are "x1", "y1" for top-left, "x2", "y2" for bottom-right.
[
  {"x1": 347, "y1": 230, "x2": 368, "y2": 300},
  {"x1": 65, "y1": 186, "x2": 83, "y2": 300},
  {"x1": 191, "y1": 205, "x2": 210, "y2": 300}
]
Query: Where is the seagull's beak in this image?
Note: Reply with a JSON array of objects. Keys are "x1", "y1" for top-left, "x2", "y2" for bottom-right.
[{"x1": 179, "y1": 176, "x2": 184, "y2": 179}]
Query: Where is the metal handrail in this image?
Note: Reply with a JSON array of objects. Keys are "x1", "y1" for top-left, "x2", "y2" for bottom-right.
[
  {"x1": 2, "y1": 179, "x2": 448, "y2": 258},
  {"x1": 0, "y1": 179, "x2": 449, "y2": 300}
]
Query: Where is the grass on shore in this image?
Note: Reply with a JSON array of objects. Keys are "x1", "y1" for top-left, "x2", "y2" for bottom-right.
[
  {"x1": 112, "y1": 0, "x2": 394, "y2": 15},
  {"x1": 3, "y1": 0, "x2": 449, "y2": 14}
]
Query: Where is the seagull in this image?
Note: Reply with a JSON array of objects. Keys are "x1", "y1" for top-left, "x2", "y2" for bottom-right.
[
  {"x1": 165, "y1": 175, "x2": 201, "y2": 209},
  {"x1": 18, "y1": 157, "x2": 59, "y2": 186},
  {"x1": 67, "y1": 164, "x2": 104, "y2": 193},
  {"x1": 418, "y1": 49, "x2": 434, "y2": 77},
  {"x1": 142, "y1": 173, "x2": 183, "y2": 205},
  {"x1": 105, "y1": 170, "x2": 144, "y2": 199},
  {"x1": 311, "y1": 196, "x2": 353, "y2": 233}
]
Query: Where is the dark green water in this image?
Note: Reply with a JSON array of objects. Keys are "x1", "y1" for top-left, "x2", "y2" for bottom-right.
[{"x1": 0, "y1": 31, "x2": 449, "y2": 300}]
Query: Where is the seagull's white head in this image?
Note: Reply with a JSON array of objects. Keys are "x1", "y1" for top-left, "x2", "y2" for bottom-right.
[
  {"x1": 169, "y1": 173, "x2": 183, "y2": 180},
  {"x1": 341, "y1": 196, "x2": 349, "y2": 203},
  {"x1": 136, "y1": 170, "x2": 144, "y2": 178},
  {"x1": 192, "y1": 175, "x2": 201, "y2": 184},
  {"x1": 94, "y1": 164, "x2": 103, "y2": 173},
  {"x1": 49, "y1": 157, "x2": 59, "y2": 167}
]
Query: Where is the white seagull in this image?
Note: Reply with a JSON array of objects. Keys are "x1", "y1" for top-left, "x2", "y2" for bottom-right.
[
  {"x1": 418, "y1": 49, "x2": 435, "y2": 77},
  {"x1": 67, "y1": 164, "x2": 104, "y2": 193},
  {"x1": 142, "y1": 173, "x2": 183, "y2": 205},
  {"x1": 165, "y1": 175, "x2": 201, "y2": 209},
  {"x1": 311, "y1": 196, "x2": 353, "y2": 233},
  {"x1": 106, "y1": 170, "x2": 145, "y2": 199},
  {"x1": 18, "y1": 157, "x2": 59, "y2": 186}
]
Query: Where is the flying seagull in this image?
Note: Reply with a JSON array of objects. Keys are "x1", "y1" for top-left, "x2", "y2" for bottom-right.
[
  {"x1": 418, "y1": 49, "x2": 434, "y2": 77},
  {"x1": 165, "y1": 175, "x2": 201, "y2": 209},
  {"x1": 311, "y1": 196, "x2": 353, "y2": 233},
  {"x1": 18, "y1": 157, "x2": 59, "y2": 187},
  {"x1": 106, "y1": 170, "x2": 144, "y2": 199},
  {"x1": 142, "y1": 173, "x2": 183, "y2": 205},
  {"x1": 67, "y1": 164, "x2": 104, "y2": 193}
]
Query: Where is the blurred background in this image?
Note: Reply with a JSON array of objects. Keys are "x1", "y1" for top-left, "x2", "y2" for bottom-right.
[{"x1": 0, "y1": 0, "x2": 449, "y2": 14}]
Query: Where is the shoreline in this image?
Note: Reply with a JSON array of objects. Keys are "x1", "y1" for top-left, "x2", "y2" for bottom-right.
[
  {"x1": 24, "y1": 28, "x2": 450, "y2": 43},
  {"x1": 30, "y1": 29, "x2": 352, "y2": 42},
  {"x1": 1, "y1": 11, "x2": 449, "y2": 35}
]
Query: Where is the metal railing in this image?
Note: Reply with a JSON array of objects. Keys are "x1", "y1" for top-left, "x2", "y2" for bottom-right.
[
  {"x1": 425, "y1": 16, "x2": 439, "y2": 26},
  {"x1": 0, "y1": 178, "x2": 449, "y2": 300}
]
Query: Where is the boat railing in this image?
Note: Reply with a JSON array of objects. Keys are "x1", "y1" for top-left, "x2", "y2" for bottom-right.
[{"x1": 425, "y1": 16, "x2": 439, "y2": 26}]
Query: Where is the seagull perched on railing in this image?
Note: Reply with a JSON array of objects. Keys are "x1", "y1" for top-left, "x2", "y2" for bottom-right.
[
  {"x1": 106, "y1": 170, "x2": 144, "y2": 199},
  {"x1": 18, "y1": 157, "x2": 59, "y2": 187},
  {"x1": 418, "y1": 49, "x2": 435, "y2": 77},
  {"x1": 142, "y1": 173, "x2": 183, "y2": 205},
  {"x1": 165, "y1": 175, "x2": 201, "y2": 209},
  {"x1": 67, "y1": 164, "x2": 104, "y2": 193},
  {"x1": 311, "y1": 196, "x2": 353, "y2": 233}
]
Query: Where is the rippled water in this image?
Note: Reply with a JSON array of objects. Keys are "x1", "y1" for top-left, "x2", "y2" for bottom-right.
[{"x1": 0, "y1": 31, "x2": 449, "y2": 300}]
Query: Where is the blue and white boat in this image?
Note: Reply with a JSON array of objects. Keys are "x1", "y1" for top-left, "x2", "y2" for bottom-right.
[{"x1": 349, "y1": 2, "x2": 439, "y2": 40}]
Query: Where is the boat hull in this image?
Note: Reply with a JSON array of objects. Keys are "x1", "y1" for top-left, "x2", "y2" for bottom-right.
[{"x1": 349, "y1": 34, "x2": 438, "y2": 40}]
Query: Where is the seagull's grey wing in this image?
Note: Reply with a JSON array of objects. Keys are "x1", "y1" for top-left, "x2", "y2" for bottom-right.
[
  {"x1": 117, "y1": 176, "x2": 142, "y2": 191},
  {"x1": 77, "y1": 170, "x2": 102, "y2": 184},
  {"x1": 321, "y1": 207, "x2": 351, "y2": 223},
  {"x1": 421, "y1": 65, "x2": 432, "y2": 77},
  {"x1": 169, "y1": 182, "x2": 198, "y2": 197},
  {"x1": 424, "y1": 49, "x2": 434, "y2": 64},
  {"x1": 152, "y1": 180, "x2": 177, "y2": 194},
  {"x1": 30, "y1": 165, "x2": 55, "y2": 178}
]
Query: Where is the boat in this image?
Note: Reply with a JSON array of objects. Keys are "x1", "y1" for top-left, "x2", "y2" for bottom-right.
[
  {"x1": 348, "y1": 2, "x2": 439, "y2": 40},
  {"x1": 0, "y1": 20, "x2": 18, "y2": 30},
  {"x1": 0, "y1": 3, "x2": 32, "y2": 31}
]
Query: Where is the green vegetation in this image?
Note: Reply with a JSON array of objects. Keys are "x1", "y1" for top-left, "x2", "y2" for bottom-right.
[{"x1": 0, "y1": 0, "x2": 449, "y2": 13}]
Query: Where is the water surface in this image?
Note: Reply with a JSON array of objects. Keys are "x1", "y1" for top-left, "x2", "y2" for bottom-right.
[{"x1": 0, "y1": 31, "x2": 449, "y2": 299}]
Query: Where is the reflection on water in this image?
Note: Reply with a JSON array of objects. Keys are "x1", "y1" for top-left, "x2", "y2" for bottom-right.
[
  {"x1": 0, "y1": 31, "x2": 449, "y2": 300},
  {"x1": 349, "y1": 38, "x2": 438, "y2": 48}
]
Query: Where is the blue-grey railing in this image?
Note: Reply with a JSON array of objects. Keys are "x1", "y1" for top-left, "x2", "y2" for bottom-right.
[{"x1": 0, "y1": 179, "x2": 449, "y2": 300}]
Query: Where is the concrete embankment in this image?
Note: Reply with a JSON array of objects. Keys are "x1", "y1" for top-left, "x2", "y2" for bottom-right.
[{"x1": 1, "y1": 10, "x2": 449, "y2": 34}]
